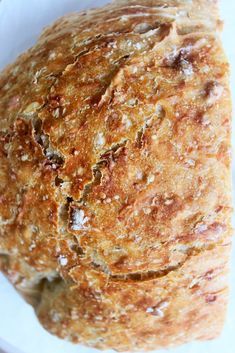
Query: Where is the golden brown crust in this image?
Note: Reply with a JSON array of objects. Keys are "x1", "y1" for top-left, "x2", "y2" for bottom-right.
[{"x1": 0, "y1": 0, "x2": 232, "y2": 351}]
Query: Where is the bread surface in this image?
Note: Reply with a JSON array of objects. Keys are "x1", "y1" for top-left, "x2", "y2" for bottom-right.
[{"x1": 0, "y1": 0, "x2": 232, "y2": 351}]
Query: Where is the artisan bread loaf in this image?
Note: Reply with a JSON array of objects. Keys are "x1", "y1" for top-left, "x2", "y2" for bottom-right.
[{"x1": 0, "y1": 0, "x2": 232, "y2": 351}]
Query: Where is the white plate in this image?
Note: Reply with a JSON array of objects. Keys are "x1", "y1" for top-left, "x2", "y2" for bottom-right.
[{"x1": 0, "y1": 1, "x2": 234, "y2": 352}]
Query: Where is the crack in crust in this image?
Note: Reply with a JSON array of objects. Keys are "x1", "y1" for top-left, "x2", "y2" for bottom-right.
[
  {"x1": 89, "y1": 243, "x2": 218, "y2": 282},
  {"x1": 79, "y1": 140, "x2": 128, "y2": 206},
  {"x1": 33, "y1": 118, "x2": 64, "y2": 169}
]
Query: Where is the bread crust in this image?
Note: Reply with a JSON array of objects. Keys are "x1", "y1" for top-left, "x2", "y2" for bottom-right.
[{"x1": 0, "y1": 0, "x2": 232, "y2": 351}]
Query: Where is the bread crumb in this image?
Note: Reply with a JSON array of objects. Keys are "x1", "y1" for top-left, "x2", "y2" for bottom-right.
[
  {"x1": 165, "y1": 199, "x2": 174, "y2": 206},
  {"x1": 71, "y1": 209, "x2": 89, "y2": 231},
  {"x1": 122, "y1": 114, "x2": 132, "y2": 129},
  {"x1": 29, "y1": 242, "x2": 36, "y2": 251},
  {"x1": 21, "y1": 154, "x2": 29, "y2": 161},
  {"x1": 135, "y1": 43, "x2": 142, "y2": 50},
  {"x1": 50, "y1": 310, "x2": 61, "y2": 323},
  {"x1": 146, "y1": 307, "x2": 154, "y2": 313},
  {"x1": 181, "y1": 59, "x2": 194, "y2": 77},
  {"x1": 185, "y1": 159, "x2": 195, "y2": 167},
  {"x1": 136, "y1": 170, "x2": 143, "y2": 180},
  {"x1": 146, "y1": 301, "x2": 169, "y2": 317},
  {"x1": 71, "y1": 309, "x2": 79, "y2": 320},
  {"x1": 49, "y1": 51, "x2": 56, "y2": 60},
  {"x1": 201, "y1": 65, "x2": 210, "y2": 74},
  {"x1": 95, "y1": 315, "x2": 103, "y2": 321},
  {"x1": 147, "y1": 174, "x2": 155, "y2": 184},
  {"x1": 59, "y1": 255, "x2": 68, "y2": 266},
  {"x1": 132, "y1": 66, "x2": 138, "y2": 74},
  {"x1": 143, "y1": 208, "x2": 152, "y2": 215},
  {"x1": 77, "y1": 166, "x2": 84, "y2": 175},
  {"x1": 52, "y1": 107, "x2": 60, "y2": 119},
  {"x1": 95, "y1": 132, "x2": 105, "y2": 147},
  {"x1": 134, "y1": 235, "x2": 142, "y2": 243}
]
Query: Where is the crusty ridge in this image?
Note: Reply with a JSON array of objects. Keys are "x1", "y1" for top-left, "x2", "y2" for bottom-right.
[{"x1": 0, "y1": 0, "x2": 232, "y2": 351}]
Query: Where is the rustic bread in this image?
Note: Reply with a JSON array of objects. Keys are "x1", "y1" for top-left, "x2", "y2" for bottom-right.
[{"x1": 0, "y1": 0, "x2": 232, "y2": 351}]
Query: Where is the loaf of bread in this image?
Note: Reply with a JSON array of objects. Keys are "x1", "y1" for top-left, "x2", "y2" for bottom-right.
[{"x1": 0, "y1": 0, "x2": 232, "y2": 351}]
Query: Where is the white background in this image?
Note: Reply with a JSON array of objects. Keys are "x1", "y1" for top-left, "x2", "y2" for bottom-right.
[{"x1": 0, "y1": 1, "x2": 234, "y2": 353}]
